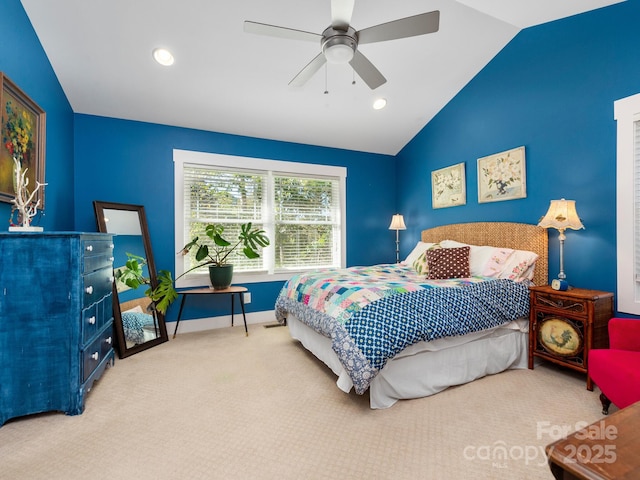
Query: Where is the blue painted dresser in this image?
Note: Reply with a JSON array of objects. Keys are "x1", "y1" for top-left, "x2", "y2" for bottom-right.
[{"x1": 0, "y1": 232, "x2": 116, "y2": 426}]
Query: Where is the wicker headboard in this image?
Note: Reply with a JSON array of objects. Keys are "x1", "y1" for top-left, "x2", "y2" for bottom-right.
[
  {"x1": 120, "y1": 296, "x2": 153, "y2": 313},
  {"x1": 421, "y1": 222, "x2": 548, "y2": 286}
]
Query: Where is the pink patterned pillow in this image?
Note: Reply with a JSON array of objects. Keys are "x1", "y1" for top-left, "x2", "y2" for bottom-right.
[
  {"x1": 498, "y1": 250, "x2": 539, "y2": 281},
  {"x1": 426, "y1": 246, "x2": 471, "y2": 279},
  {"x1": 482, "y1": 248, "x2": 515, "y2": 277}
]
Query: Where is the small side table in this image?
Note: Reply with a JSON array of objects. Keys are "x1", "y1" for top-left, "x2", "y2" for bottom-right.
[
  {"x1": 528, "y1": 285, "x2": 614, "y2": 390},
  {"x1": 173, "y1": 286, "x2": 249, "y2": 338}
]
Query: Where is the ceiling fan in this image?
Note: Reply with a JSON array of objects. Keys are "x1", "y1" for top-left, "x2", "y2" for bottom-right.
[{"x1": 244, "y1": 0, "x2": 440, "y2": 90}]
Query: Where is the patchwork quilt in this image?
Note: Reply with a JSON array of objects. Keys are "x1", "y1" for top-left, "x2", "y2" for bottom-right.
[{"x1": 275, "y1": 264, "x2": 530, "y2": 394}]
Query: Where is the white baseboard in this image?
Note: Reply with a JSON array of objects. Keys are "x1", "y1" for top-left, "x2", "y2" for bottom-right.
[{"x1": 166, "y1": 310, "x2": 278, "y2": 336}]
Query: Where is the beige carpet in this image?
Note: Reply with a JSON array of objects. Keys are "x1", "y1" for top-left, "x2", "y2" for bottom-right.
[{"x1": 0, "y1": 324, "x2": 609, "y2": 480}]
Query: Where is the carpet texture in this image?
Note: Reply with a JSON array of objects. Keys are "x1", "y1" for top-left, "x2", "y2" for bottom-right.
[{"x1": 0, "y1": 323, "x2": 610, "y2": 479}]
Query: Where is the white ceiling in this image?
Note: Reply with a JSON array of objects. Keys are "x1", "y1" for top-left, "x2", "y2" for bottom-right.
[{"x1": 20, "y1": 0, "x2": 623, "y2": 156}]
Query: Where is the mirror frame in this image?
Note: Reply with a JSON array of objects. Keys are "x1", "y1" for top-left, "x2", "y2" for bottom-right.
[{"x1": 93, "y1": 201, "x2": 169, "y2": 358}]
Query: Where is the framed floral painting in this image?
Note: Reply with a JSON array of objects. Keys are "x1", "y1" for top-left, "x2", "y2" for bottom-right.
[
  {"x1": 431, "y1": 162, "x2": 466, "y2": 209},
  {"x1": 477, "y1": 146, "x2": 526, "y2": 203},
  {"x1": 0, "y1": 73, "x2": 46, "y2": 206}
]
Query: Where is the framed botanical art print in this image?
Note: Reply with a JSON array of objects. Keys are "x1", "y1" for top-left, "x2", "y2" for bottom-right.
[
  {"x1": 431, "y1": 162, "x2": 466, "y2": 209},
  {"x1": 477, "y1": 146, "x2": 526, "y2": 203},
  {"x1": 0, "y1": 73, "x2": 46, "y2": 206}
]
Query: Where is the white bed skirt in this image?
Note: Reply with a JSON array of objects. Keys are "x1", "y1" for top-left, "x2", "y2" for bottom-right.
[{"x1": 287, "y1": 315, "x2": 529, "y2": 409}]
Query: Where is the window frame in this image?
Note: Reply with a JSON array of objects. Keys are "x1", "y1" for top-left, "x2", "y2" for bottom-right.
[
  {"x1": 174, "y1": 149, "x2": 347, "y2": 288},
  {"x1": 614, "y1": 92, "x2": 640, "y2": 315}
]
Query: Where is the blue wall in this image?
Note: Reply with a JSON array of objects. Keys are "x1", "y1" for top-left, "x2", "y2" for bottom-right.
[
  {"x1": 72, "y1": 115, "x2": 396, "y2": 320},
  {"x1": 5, "y1": 0, "x2": 640, "y2": 321},
  {"x1": 0, "y1": 0, "x2": 75, "y2": 231},
  {"x1": 397, "y1": 1, "x2": 640, "y2": 307},
  {"x1": 2, "y1": 0, "x2": 396, "y2": 323}
]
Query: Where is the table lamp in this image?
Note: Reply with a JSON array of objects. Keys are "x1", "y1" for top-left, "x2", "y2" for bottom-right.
[{"x1": 538, "y1": 199, "x2": 584, "y2": 289}]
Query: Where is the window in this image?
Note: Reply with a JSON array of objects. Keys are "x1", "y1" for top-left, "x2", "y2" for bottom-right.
[
  {"x1": 174, "y1": 150, "x2": 347, "y2": 287},
  {"x1": 615, "y1": 93, "x2": 640, "y2": 314}
]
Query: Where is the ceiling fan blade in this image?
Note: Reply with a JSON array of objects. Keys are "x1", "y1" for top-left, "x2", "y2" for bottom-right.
[
  {"x1": 331, "y1": 0, "x2": 355, "y2": 30},
  {"x1": 289, "y1": 53, "x2": 328, "y2": 87},
  {"x1": 244, "y1": 21, "x2": 321, "y2": 42},
  {"x1": 357, "y1": 10, "x2": 440, "y2": 45},
  {"x1": 349, "y1": 50, "x2": 386, "y2": 90}
]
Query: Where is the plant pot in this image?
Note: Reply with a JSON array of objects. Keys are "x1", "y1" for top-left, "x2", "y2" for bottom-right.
[{"x1": 208, "y1": 264, "x2": 233, "y2": 290}]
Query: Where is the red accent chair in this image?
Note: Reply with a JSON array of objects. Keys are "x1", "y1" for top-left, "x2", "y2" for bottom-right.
[{"x1": 589, "y1": 318, "x2": 640, "y2": 414}]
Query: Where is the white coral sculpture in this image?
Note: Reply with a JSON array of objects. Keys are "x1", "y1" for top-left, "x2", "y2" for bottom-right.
[{"x1": 11, "y1": 156, "x2": 46, "y2": 228}]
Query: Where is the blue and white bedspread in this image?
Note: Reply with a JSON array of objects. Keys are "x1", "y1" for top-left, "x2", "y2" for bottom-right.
[{"x1": 275, "y1": 264, "x2": 530, "y2": 394}]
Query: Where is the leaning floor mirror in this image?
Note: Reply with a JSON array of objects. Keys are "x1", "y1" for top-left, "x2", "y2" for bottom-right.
[{"x1": 93, "y1": 201, "x2": 169, "y2": 358}]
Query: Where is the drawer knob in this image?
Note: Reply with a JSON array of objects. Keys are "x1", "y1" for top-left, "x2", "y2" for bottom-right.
[
  {"x1": 91, "y1": 352, "x2": 99, "y2": 361},
  {"x1": 86, "y1": 245, "x2": 94, "y2": 252},
  {"x1": 109, "y1": 257, "x2": 115, "y2": 262},
  {"x1": 89, "y1": 316, "x2": 96, "y2": 325},
  {"x1": 85, "y1": 286, "x2": 94, "y2": 295},
  {"x1": 106, "y1": 337, "x2": 112, "y2": 345}
]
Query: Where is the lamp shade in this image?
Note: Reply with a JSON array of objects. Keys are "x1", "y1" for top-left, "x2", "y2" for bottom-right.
[
  {"x1": 538, "y1": 199, "x2": 584, "y2": 231},
  {"x1": 389, "y1": 214, "x2": 406, "y2": 230}
]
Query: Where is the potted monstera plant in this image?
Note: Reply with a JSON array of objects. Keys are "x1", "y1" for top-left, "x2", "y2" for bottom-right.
[
  {"x1": 179, "y1": 223, "x2": 270, "y2": 289},
  {"x1": 117, "y1": 222, "x2": 269, "y2": 314}
]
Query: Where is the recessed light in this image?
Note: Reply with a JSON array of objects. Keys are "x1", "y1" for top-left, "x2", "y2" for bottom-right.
[
  {"x1": 153, "y1": 48, "x2": 174, "y2": 66},
  {"x1": 373, "y1": 98, "x2": 387, "y2": 110}
]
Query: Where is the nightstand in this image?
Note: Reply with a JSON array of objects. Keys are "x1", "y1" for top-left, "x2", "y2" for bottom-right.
[{"x1": 528, "y1": 285, "x2": 614, "y2": 390}]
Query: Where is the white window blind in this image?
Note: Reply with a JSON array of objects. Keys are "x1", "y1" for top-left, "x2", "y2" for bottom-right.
[
  {"x1": 174, "y1": 150, "x2": 347, "y2": 287},
  {"x1": 183, "y1": 164, "x2": 267, "y2": 272},
  {"x1": 274, "y1": 174, "x2": 341, "y2": 270},
  {"x1": 635, "y1": 119, "x2": 640, "y2": 283},
  {"x1": 615, "y1": 93, "x2": 640, "y2": 314}
]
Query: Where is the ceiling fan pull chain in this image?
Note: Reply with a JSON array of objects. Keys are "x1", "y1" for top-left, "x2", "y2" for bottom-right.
[
  {"x1": 352, "y1": 67, "x2": 356, "y2": 85},
  {"x1": 324, "y1": 64, "x2": 329, "y2": 94}
]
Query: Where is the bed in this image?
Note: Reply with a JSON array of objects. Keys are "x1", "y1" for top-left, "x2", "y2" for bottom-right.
[{"x1": 275, "y1": 222, "x2": 548, "y2": 409}]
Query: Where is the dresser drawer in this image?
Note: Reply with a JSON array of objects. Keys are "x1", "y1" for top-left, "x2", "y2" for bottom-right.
[
  {"x1": 82, "y1": 239, "x2": 114, "y2": 273},
  {"x1": 81, "y1": 294, "x2": 114, "y2": 344},
  {"x1": 84, "y1": 253, "x2": 114, "y2": 273},
  {"x1": 81, "y1": 304, "x2": 98, "y2": 344},
  {"x1": 82, "y1": 267, "x2": 113, "y2": 307},
  {"x1": 82, "y1": 326, "x2": 114, "y2": 383},
  {"x1": 101, "y1": 322, "x2": 114, "y2": 359},
  {"x1": 531, "y1": 291, "x2": 588, "y2": 318},
  {"x1": 100, "y1": 293, "x2": 113, "y2": 329}
]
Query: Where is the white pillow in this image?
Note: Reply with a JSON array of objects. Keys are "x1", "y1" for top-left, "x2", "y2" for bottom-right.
[
  {"x1": 481, "y1": 248, "x2": 515, "y2": 278},
  {"x1": 403, "y1": 241, "x2": 436, "y2": 266},
  {"x1": 439, "y1": 240, "x2": 501, "y2": 277},
  {"x1": 440, "y1": 239, "x2": 536, "y2": 281}
]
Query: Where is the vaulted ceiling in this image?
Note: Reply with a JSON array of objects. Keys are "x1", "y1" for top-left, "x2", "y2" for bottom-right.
[{"x1": 21, "y1": 0, "x2": 624, "y2": 155}]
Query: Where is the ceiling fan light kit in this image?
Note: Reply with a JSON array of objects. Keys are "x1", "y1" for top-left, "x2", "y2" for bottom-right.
[
  {"x1": 244, "y1": 1, "x2": 439, "y2": 91},
  {"x1": 321, "y1": 26, "x2": 356, "y2": 64}
]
